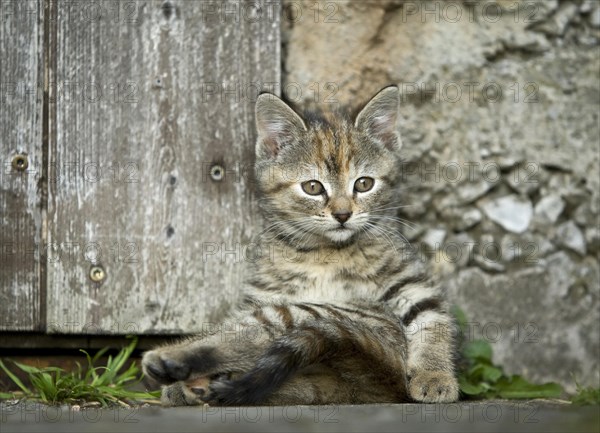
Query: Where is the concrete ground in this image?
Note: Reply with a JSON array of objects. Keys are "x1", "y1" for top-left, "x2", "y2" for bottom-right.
[{"x1": 1, "y1": 399, "x2": 598, "y2": 433}]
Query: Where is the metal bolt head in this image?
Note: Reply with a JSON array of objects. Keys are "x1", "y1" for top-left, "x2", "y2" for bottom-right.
[
  {"x1": 89, "y1": 266, "x2": 106, "y2": 283},
  {"x1": 210, "y1": 164, "x2": 224, "y2": 181},
  {"x1": 11, "y1": 154, "x2": 28, "y2": 171}
]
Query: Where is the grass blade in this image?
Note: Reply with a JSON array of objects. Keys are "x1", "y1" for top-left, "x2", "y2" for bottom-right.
[
  {"x1": 0, "y1": 360, "x2": 32, "y2": 395},
  {"x1": 11, "y1": 362, "x2": 43, "y2": 374},
  {"x1": 92, "y1": 347, "x2": 109, "y2": 364}
]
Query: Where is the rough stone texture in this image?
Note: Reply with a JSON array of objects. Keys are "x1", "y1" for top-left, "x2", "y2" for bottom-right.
[{"x1": 283, "y1": 0, "x2": 600, "y2": 392}]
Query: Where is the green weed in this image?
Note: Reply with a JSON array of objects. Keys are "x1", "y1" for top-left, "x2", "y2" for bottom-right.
[
  {"x1": 0, "y1": 337, "x2": 160, "y2": 407},
  {"x1": 570, "y1": 382, "x2": 600, "y2": 406},
  {"x1": 453, "y1": 307, "x2": 563, "y2": 400}
]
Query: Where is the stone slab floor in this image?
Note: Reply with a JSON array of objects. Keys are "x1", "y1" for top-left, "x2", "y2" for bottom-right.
[{"x1": 1, "y1": 400, "x2": 598, "y2": 433}]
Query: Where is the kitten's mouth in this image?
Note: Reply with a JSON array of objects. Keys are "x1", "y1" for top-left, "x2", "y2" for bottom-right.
[{"x1": 326, "y1": 226, "x2": 355, "y2": 243}]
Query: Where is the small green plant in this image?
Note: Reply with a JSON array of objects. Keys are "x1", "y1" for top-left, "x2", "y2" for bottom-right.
[
  {"x1": 453, "y1": 307, "x2": 563, "y2": 400},
  {"x1": 570, "y1": 382, "x2": 600, "y2": 406},
  {"x1": 0, "y1": 337, "x2": 160, "y2": 406}
]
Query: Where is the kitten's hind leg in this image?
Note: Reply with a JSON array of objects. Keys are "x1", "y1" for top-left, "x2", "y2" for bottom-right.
[
  {"x1": 161, "y1": 370, "x2": 345, "y2": 406},
  {"x1": 200, "y1": 327, "x2": 339, "y2": 406},
  {"x1": 262, "y1": 365, "x2": 357, "y2": 405},
  {"x1": 161, "y1": 381, "x2": 204, "y2": 407},
  {"x1": 200, "y1": 317, "x2": 407, "y2": 406},
  {"x1": 160, "y1": 374, "x2": 233, "y2": 406}
]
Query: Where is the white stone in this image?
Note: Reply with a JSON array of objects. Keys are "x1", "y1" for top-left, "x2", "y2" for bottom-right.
[
  {"x1": 506, "y1": 166, "x2": 540, "y2": 196},
  {"x1": 496, "y1": 155, "x2": 523, "y2": 170},
  {"x1": 500, "y1": 234, "x2": 521, "y2": 263},
  {"x1": 537, "y1": 0, "x2": 560, "y2": 17},
  {"x1": 535, "y1": 3, "x2": 578, "y2": 36},
  {"x1": 480, "y1": 195, "x2": 533, "y2": 234},
  {"x1": 585, "y1": 227, "x2": 600, "y2": 253},
  {"x1": 421, "y1": 228, "x2": 447, "y2": 250},
  {"x1": 554, "y1": 221, "x2": 587, "y2": 256},
  {"x1": 574, "y1": 202, "x2": 594, "y2": 226},
  {"x1": 458, "y1": 182, "x2": 493, "y2": 204},
  {"x1": 535, "y1": 194, "x2": 565, "y2": 223},
  {"x1": 461, "y1": 208, "x2": 483, "y2": 230},
  {"x1": 580, "y1": 0, "x2": 593, "y2": 14},
  {"x1": 590, "y1": 6, "x2": 600, "y2": 28},
  {"x1": 445, "y1": 233, "x2": 475, "y2": 267},
  {"x1": 545, "y1": 251, "x2": 576, "y2": 298},
  {"x1": 474, "y1": 255, "x2": 506, "y2": 273},
  {"x1": 500, "y1": 233, "x2": 554, "y2": 264}
]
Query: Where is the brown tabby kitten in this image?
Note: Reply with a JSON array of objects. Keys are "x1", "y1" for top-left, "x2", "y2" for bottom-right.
[{"x1": 142, "y1": 86, "x2": 459, "y2": 406}]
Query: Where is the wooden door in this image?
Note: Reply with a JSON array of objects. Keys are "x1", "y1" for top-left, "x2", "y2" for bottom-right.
[
  {"x1": 0, "y1": 0, "x2": 45, "y2": 331},
  {"x1": 1, "y1": 0, "x2": 280, "y2": 335}
]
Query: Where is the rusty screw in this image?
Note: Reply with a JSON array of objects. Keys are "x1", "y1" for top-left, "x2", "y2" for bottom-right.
[
  {"x1": 89, "y1": 265, "x2": 106, "y2": 283},
  {"x1": 11, "y1": 154, "x2": 28, "y2": 171}
]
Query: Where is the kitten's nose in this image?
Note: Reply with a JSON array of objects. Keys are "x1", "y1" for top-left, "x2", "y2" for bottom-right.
[{"x1": 333, "y1": 210, "x2": 352, "y2": 224}]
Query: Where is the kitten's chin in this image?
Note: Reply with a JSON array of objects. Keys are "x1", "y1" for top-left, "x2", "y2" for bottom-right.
[{"x1": 325, "y1": 228, "x2": 356, "y2": 244}]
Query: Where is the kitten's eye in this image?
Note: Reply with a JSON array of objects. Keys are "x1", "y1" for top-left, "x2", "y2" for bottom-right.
[
  {"x1": 354, "y1": 177, "x2": 374, "y2": 193},
  {"x1": 301, "y1": 180, "x2": 325, "y2": 196}
]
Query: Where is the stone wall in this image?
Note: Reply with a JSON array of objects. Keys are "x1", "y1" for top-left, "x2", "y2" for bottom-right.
[{"x1": 281, "y1": 0, "x2": 600, "y2": 392}]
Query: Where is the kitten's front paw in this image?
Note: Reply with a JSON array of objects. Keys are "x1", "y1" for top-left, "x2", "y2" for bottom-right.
[
  {"x1": 142, "y1": 346, "x2": 220, "y2": 385},
  {"x1": 142, "y1": 350, "x2": 191, "y2": 384},
  {"x1": 408, "y1": 370, "x2": 459, "y2": 403}
]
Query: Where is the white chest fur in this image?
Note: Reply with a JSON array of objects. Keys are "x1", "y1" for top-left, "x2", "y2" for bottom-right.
[{"x1": 271, "y1": 249, "x2": 381, "y2": 303}]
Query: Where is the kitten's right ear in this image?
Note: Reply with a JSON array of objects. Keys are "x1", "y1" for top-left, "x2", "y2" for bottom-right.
[{"x1": 255, "y1": 93, "x2": 306, "y2": 159}]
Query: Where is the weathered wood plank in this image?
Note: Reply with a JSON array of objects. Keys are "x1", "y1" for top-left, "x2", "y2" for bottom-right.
[
  {"x1": 0, "y1": 0, "x2": 45, "y2": 331},
  {"x1": 47, "y1": 0, "x2": 280, "y2": 334}
]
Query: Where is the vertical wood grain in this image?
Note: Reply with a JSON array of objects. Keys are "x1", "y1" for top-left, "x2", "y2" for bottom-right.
[
  {"x1": 0, "y1": 0, "x2": 45, "y2": 331},
  {"x1": 47, "y1": 0, "x2": 280, "y2": 334}
]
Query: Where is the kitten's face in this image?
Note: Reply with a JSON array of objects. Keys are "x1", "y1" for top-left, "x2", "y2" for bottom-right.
[{"x1": 255, "y1": 86, "x2": 402, "y2": 247}]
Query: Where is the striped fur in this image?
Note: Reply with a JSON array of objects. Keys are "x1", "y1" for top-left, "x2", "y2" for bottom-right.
[{"x1": 143, "y1": 86, "x2": 458, "y2": 405}]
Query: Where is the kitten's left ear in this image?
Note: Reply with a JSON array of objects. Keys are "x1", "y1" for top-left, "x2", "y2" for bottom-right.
[{"x1": 355, "y1": 85, "x2": 401, "y2": 151}]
